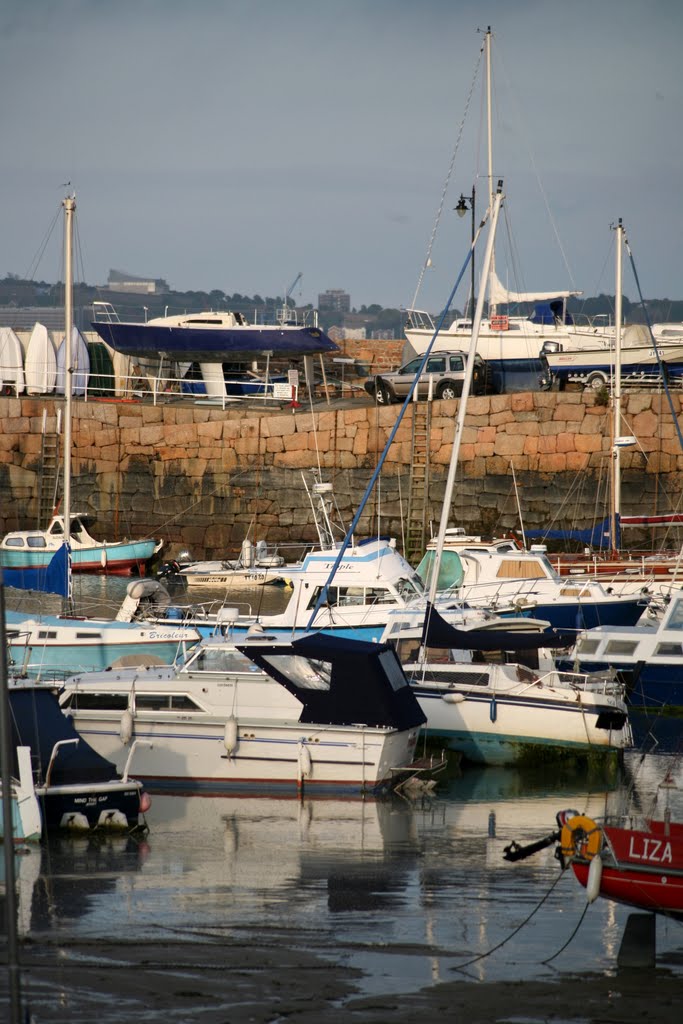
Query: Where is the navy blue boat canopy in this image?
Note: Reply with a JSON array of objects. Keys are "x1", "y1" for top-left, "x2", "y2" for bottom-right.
[{"x1": 236, "y1": 631, "x2": 427, "y2": 731}]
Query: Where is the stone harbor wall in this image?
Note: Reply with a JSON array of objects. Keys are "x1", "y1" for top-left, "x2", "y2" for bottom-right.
[{"x1": 0, "y1": 389, "x2": 681, "y2": 560}]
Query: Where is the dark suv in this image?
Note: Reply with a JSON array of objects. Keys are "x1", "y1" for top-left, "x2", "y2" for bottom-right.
[{"x1": 364, "y1": 351, "x2": 491, "y2": 404}]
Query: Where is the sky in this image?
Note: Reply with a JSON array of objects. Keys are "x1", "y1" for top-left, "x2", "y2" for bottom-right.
[{"x1": 1, "y1": 0, "x2": 683, "y2": 316}]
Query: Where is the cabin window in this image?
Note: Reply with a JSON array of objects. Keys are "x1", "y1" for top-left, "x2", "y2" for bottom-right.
[
  {"x1": 50, "y1": 520, "x2": 64, "y2": 535},
  {"x1": 64, "y1": 692, "x2": 129, "y2": 711},
  {"x1": 654, "y1": 642, "x2": 683, "y2": 657},
  {"x1": 576, "y1": 639, "x2": 600, "y2": 655},
  {"x1": 605, "y1": 640, "x2": 638, "y2": 656},
  {"x1": 366, "y1": 587, "x2": 397, "y2": 605},
  {"x1": 4, "y1": 537, "x2": 25, "y2": 548},
  {"x1": 27, "y1": 536, "x2": 47, "y2": 548},
  {"x1": 76, "y1": 632, "x2": 103, "y2": 639},
  {"x1": 171, "y1": 694, "x2": 201, "y2": 710},
  {"x1": 37, "y1": 630, "x2": 58, "y2": 639},
  {"x1": 133, "y1": 693, "x2": 203, "y2": 711},
  {"x1": 337, "y1": 586, "x2": 365, "y2": 606}
]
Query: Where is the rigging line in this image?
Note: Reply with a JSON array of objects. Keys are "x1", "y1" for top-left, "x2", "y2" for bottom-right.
[
  {"x1": 542, "y1": 899, "x2": 591, "y2": 964},
  {"x1": 452, "y1": 867, "x2": 569, "y2": 973},
  {"x1": 306, "y1": 208, "x2": 490, "y2": 630},
  {"x1": 410, "y1": 40, "x2": 484, "y2": 310},
  {"x1": 491, "y1": 35, "x2": 578, "y2": 291},
  {"x1": 624, "y1": 231, "x2": 683, "y2": 454},
  {"x1": 23, "y1": 203, "x2": 62, "y2": 282}
]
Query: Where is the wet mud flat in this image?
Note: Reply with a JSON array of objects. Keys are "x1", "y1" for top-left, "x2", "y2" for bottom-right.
[{"x1": 5, "y1": 934, "x2": 682, "y2": 1024}]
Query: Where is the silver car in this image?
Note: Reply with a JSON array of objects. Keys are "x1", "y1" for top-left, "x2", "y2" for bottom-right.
[{"x1": 364, "y1": 350, "x2": 491, "y2": 404}]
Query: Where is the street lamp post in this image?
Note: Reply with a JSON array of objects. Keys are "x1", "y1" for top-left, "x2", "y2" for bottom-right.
[{"x1": 455, "y1": 185, "x2": 476, "y2": 320}]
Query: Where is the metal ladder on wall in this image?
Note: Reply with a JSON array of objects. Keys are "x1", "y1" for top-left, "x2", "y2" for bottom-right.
[
  {"x1": 404, "y1": 398, "x2": 431, "y2": 565},
  {"x1": 37, "y1": 408, "x2": 62, "y2": 529}
]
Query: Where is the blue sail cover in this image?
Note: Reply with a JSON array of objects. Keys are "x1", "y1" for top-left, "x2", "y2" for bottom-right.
[
  {"x1": 1, "y1": 542, "x2": 71, "y2": 597},
  {"x1": 524, "y1": 517, "x2": 617, "y2": 550}
]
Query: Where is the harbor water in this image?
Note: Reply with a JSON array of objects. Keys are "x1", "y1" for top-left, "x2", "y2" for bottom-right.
[{"x1": 2, "y1": 574, "x2": 682, "y2": 1021}]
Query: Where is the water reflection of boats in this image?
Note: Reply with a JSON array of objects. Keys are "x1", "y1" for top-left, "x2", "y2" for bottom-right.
[{"x1": 1, "y1": 833, "x2": 149, "y2": 937}]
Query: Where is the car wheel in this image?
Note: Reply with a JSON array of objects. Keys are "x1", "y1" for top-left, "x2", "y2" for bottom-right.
[
  {"x1": 436, "y1": 381, "x2": 462, "y2": 401},
  {"x1": 375, "y1": 383, "x2": 393, "y2": 405}
]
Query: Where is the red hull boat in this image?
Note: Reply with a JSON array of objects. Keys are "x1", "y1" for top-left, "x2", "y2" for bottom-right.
[{"x1": 559, "y1": 813, "x2": 683, "y2": 919}]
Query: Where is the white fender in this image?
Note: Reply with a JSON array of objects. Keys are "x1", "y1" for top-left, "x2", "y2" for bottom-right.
[
  {"x1": 101, "y1": 542, "x2": 108, "y2": 568},
  {"x1": 586, "y1": 852, "x2": 603, "y2": 904},
  {"x1": 224, "y1": 715, "x2": 238, "y2": 756},
  {"x1": 298, "y1": 740, "x2": 312, "y2": 780},
  {"x1": 442, "y1": 692, "x2": 465, "y2": 704},
  {"x1": 120, "y1": 709, "x2": 134, "y2": 745}
]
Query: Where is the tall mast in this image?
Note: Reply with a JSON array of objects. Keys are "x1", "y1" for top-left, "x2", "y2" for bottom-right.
[
  {"x1": 62, "y1": 194, "x2": 75, "y2": 549},
  {"x1": 610, "y1": 218, "x2": 624, "y2": 555},
  {"x1": 426, "y1": 182, "x2": 504, "y2": 611},
  {"x1": 485, "y1": 26, "x2": 496, "y2": 314}
]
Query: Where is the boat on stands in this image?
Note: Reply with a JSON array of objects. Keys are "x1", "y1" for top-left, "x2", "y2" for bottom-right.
[
  {"x1": 542, "y1": 322, "x2": 683, "y2": 392},
  {"x1": 59, "y1": 631, "x2": 429, "y2": 797},
  {"x1": 91, "y1": 302, "x2": 339, "y2": 362},
  {"x1": 0, "y1": 512, "x2": 162, "y2": 575},
  {"x1": 7, "y1": 678, "x2": 150, "y2": 833},
  {"x1": 403, "y1": 28, "x2": 615, "y2": 393},
  {"x1": 91, "y1": 301, "x2": 339, "y2": 401},
  {"x1": 0, "y1": 746, "x2": 42, "y2": 843}
]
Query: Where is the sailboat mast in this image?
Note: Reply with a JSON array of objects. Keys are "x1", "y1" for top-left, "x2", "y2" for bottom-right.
[
  {"x1": 610, "y1": 219, "x2": 624, "y2": 555},
  {"x1": 426, "y1": 182, "x2": 505, "y2": 610},
  {"x1": 485, "y1": 26, "x2": 496, "y2": 315},
  {"x1": 62, "y1": 194, "x2": 75, "y2": 548}
]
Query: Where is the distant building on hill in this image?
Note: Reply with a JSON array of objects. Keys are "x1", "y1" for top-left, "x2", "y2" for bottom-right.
[
  {"x1": 106, "y1": 270, "x2": 169, "y2": 295},
  {"x1": 318, "y1": 289, "x2": 351, "y2": 314}
]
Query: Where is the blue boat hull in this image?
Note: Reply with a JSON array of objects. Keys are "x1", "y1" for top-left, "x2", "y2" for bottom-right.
[{"x1": 92, "y1": 321, "x2": 339, "y2": 361}]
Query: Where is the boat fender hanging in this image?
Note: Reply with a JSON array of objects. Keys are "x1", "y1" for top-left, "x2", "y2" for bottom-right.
[
  {"x1": 101, "y1": 541, "x2": 108, "y2": 568},
  {"x1": 490, "y1": 697, "x2": 497, "y2": 722},
  {"x1": 224, "y1": 715, "x2": 239, "y2": 756},
  {"x1": 298, "y1": 740, "x2": 312, "y2": 779},
  {"x1": 120, "y1": 708, "x2": 134, "y2": 745},
  {"x1": 586, "y1": 852, "x2": 603, "y2": 903},
  {"x1": 442, "y1": 692, "x2": 466, "y2": 704},
  {"x1": 559, "y1": 814, "x2": 602, "y2": 861}
]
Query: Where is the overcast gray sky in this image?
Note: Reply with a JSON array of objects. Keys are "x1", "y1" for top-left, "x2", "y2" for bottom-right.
[{"x1": 2, "y1": 0, "x2": 682, "y2": 315}]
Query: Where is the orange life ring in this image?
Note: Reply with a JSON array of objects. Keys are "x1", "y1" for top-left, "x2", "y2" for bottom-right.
[{"x1": 559, "y1": 814, "x2": 603, "y2": 860}]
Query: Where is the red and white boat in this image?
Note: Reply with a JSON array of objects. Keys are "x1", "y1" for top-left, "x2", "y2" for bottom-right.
[{"x1": 557, "y1": 810, "x2": 683, "y2": 919}]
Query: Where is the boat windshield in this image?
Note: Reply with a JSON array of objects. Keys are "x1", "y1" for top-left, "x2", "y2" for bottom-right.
[
  {"x1": 183, "y1": 646, "x2": 260, "y2": 674},
  {"x1": 414, "y1": 550, "x2": 464, "y2": 592},
  {"x1": 260, "y1": 655, "x2": 331, "y2": 690}
]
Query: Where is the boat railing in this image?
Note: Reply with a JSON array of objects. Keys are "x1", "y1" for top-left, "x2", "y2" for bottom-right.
[
  {"x1": 404, "y1": 308, "x2": 436, "y2": 331},
  {"x1": 44, "y1": 737, "x2": 79, "y2": 788},
  {"x1": 91, "y1": 301, "x2": 121, "y2": 324},
  {"x1": 551, "y1": 668, "x2": 625, "y2": 698}
]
